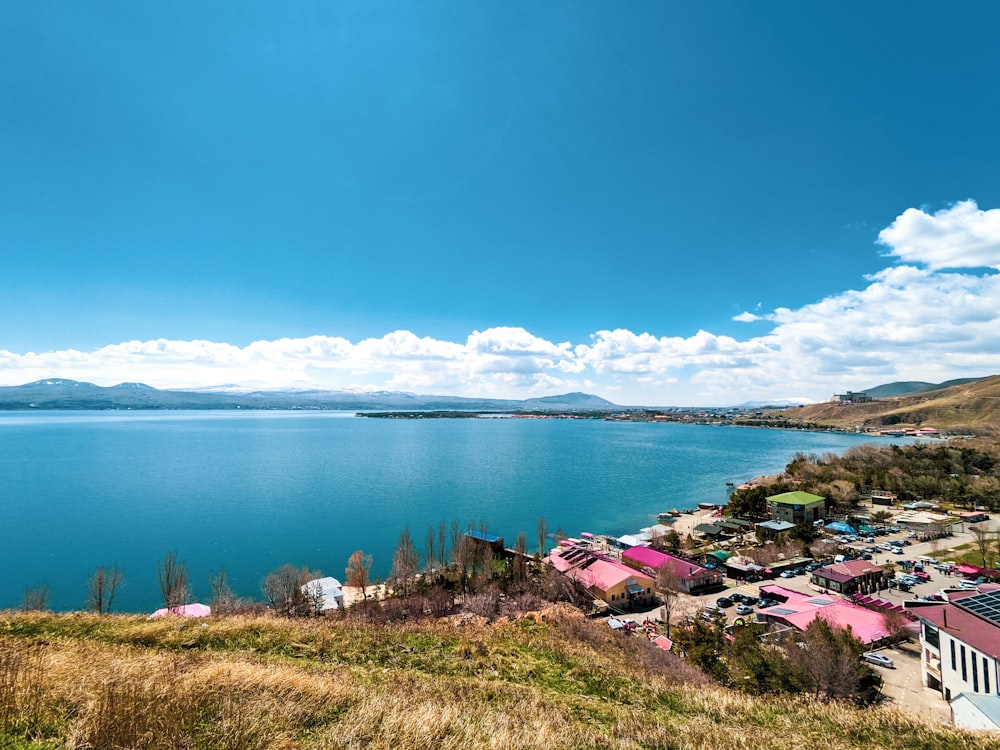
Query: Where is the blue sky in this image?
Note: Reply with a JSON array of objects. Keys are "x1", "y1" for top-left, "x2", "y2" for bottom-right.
[{"x1": 2, "y1": 2, "x2": 1000, "y2": 405}]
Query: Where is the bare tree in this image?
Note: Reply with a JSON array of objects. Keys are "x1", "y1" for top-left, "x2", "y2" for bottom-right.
[
  {"x1": 157, "y1": 551, "x2": 189, "y2": 609},
  {"x1": 656, "y1": 562, "x2": 683, "y2": 638},
  {"x1": 345, "y1": 549, "x2": 373, "y2": 601},
  {"x1": 437, "y1": 520, "x2": 447, "y2": 567},
  {"x1": 87, "y1": 564, "x2": 124, "y2": 614},
  {"x1": 209, "y1": 567, "x2": 239, "y2": 615},
  {"x1": 425, "y1": 526, "x2": 436, "y2": 572},
  {"x1": 23, "y1": 583, "x2": 49, "y2": 611},
  {"x1": 970, "y1": 525, "x2": 992, "y2": 568},
  {"x1": 391, "y1": 526, "x2": 420, "y2": 595},
  {"x1": 537, "y1": 516, "x2": 548, "y2": 556},
  {"x1": 784, "y1": 619, "x2": 873, "y2": 702},
  {"x1": 513, "y1": 531, "x2": 528, "y2": 583},
  {"x1": 261, "y1": 564, "x2": 321, "y2": 616}
]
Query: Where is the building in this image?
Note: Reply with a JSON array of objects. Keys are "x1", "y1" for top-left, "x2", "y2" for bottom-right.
[
  {"x1": 909, "y1": 588, "x2": 1000, "y2": 702},
  {"x1": 766, "y1": 491, "x2": 826, "y2": 525},
  {"x1": 547, "y1": 546, "x2": 656, "y2": 611},
  {"x1": 621, "y1": 546, "x2": 724, "y2": 594},
  {"x1": 755, "y1": 585, "x2": 891, "y2": 646},
  {"x1": 756, "y1": 520, "x2": 796, "y2": 538},
  {"x1": 810, "y1": 559, "x2": 888, "y2": 596},
  {"x1": 836, "y1": 391, "x2": 874, "y2": 403},
  {"x1": 950, "y1": 692, "x2": 1000, "y2": 732}
]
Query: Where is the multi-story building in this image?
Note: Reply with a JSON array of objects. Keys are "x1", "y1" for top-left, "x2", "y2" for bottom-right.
[
  {"x1": 910, "y1": 588, "x2": 1000, "y2": 702},
  {"x1": 766, "y1": 490, "x2": 826, "y2": 525}
]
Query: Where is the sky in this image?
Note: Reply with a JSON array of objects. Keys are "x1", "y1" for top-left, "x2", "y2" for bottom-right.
[{"x1": 2, "y1": 1, "x2": 1000, "y2": 406}]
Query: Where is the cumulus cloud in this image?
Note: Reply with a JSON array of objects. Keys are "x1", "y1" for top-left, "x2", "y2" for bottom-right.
[
  {"x1": 3, "y1": 201, "x2": 1000, "y2": 405},
  {"x1": 878, "y1": 200, "x2": 1000, "y2": 270}
]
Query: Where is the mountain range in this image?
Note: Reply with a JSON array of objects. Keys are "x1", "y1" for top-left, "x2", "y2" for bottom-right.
[{"x1": 0, "y1": 379, "x2": 617, "y2": 412}]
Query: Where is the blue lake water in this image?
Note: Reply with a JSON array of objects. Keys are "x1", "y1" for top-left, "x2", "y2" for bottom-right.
[{"x1": 0, "y1": 411, "x2": 905, "y2": 612}]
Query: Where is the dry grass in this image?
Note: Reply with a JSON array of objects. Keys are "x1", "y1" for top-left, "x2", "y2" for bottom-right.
[{"x1": 1, "y1": 609, "x2": 998, "y2": 750}]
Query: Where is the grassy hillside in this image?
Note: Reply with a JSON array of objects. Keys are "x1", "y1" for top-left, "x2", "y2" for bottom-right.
[
  {"x1": 776, "y1": 375, "x2": 1000, "y2": 435},
  {"x1": 1, "y1": 609, "x2": 996, "y2": 750}
]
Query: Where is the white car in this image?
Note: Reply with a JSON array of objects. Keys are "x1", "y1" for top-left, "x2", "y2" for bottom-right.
[{"x1": 862, "y1": 652, "x2": 895, "y2": 668}]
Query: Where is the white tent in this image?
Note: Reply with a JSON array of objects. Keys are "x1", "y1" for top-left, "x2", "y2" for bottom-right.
[{"x1": 301, "y1": 576, "x2": 345, "y2": 612}]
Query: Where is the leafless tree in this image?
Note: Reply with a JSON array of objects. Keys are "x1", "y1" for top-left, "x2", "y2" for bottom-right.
[
  {"x1": 157, "y1": 551, "x2": 189, "y2": 609},
  {"x1": 87, "y1": 564, "x2": 124, "y2": 614},
  {"x1": 23, "y1": 583, "x2": 49, "y2": 611},
  {"x1": 513, "y1": 531, "x2": 528, "y2": 583},
  {"x1": 537, "y1": 516, "x2": 548, "y2": 556},
  {"x1": 784, "y1": 619, "x2": 871, "y2": 702},
  {"x1": 261, "y1": 564, "x2": 321, "y2": 616},
  {"x1": 425, "y1": 526, "x2": 436, "y2": 572},
  {"x1": 208, "y1": 567, "x2": 239, "y2": 615},
  {"x1": 656, "y1": 562, "x2": 683, "y2": 638},
  {"x1": 345, "y1": 549, "x2": 373, "y2": 601},
  {"x1": 970, "y1": 525, "x2": 992, "y2": 568},
  {"x1": 391, "y1": 526, "x2": 420, "y2": 595},
  {"x1": 437, "y1": 521, "x2": 448, "y2": 567}
]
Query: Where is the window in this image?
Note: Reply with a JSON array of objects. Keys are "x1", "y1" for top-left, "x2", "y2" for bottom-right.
[
  {"x1": 924, "y1": 623, "x2": 940, "y2": 649},
  {"x1": 984, "y1": 657, "x2": 990, "y2": 694},
  {"x1": 961, "y1": 645, "x2": 967, "y2": 682},
  {"x1": 973, "y1": 656, "x2": 979, "y2": 692},
  {"x1": 951, "y1": 641, "x2": 956, "y2": 671}
]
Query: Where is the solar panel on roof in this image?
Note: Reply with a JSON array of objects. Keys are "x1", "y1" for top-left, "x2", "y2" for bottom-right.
[
  {"x1": 770, "y1": 608, "x2": 797, "y2": 616},
  {"x1": 960, "y1": 591, "x2": 1000, "y2": 627}
]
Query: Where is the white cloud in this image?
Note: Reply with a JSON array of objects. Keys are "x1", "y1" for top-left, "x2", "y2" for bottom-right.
[
  {"x1": 878, "y1": 200, "x2": 1000, "y2": 270},
  {"x1": 3, "y1": 201, "x2": 1000, "y2": 406}
]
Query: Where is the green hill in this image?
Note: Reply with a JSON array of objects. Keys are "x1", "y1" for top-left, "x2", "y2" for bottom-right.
[{"x1": 1, "y1": 610, "x2": 994, "y2": 750}]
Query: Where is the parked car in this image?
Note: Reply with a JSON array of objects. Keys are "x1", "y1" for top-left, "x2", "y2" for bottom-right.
[
  {"x1": 862, "y1": 652, "x2": 895, "y2": 668},
  {"x1": 716, "y1": 596, "x2": 734, "y2": 608},
  {"x1": 728, "y1": 593, "x2": 745, "y2": 603},
  {"x1": 735, "y1": 604, "x2": 754, "y2": 616},
  {"x1": 891, "y1": 547, "x2": 904, "y2": 554},
  {"x1": 758, "y1": 599, "x2": 776, "y2": 608}
]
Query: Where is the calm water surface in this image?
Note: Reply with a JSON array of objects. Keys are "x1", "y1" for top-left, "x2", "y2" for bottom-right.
[{"x1": 0, "y1": 411, "x2": 903, "y2": 612}]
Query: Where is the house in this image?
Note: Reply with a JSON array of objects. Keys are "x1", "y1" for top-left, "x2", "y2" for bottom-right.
[
  {"x1": 908, "y1": 587, "x2": 1000, "y2": 702},
  {"x1": 756, "y1": 520, "x2": 796, "y2": 538},
  {"x1": 960, "y1": 511, "x2": 990, "y2": 524},
  {"x1": 464, "y1": 529, "x2": 506, "y2": 554},
  {"x1": 766, "y1": 491, "x2": 825, "y2": 525},
  {"x1": 621, "y1": 546, "x2": 724, "y2": 594},
  {"x1": 300, "y1": 577, "x2": 344, "y2": 612},
  {"x1": 810, "y1": 559, "x2": 887, "y2": 596},
  {"x1": 547, "y1": 546, "x2": 655, "y2": 610}
]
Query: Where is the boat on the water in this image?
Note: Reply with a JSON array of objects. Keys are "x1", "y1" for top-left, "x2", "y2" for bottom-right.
[{"x1": 698, "y1": 502, "x2": 717, "y2": 510}]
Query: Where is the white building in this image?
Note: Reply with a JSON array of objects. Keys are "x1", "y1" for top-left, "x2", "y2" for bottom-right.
[
  {"x1": 301, "y1": 576, "x2": 345, "y2": 612},
  {"x1": 909, "y1": 588, "x2": 1000, "y2": 703}
]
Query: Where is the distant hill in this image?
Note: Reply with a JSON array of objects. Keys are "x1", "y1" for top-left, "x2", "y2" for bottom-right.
[
  {"x1": 0, "y1": 379, "x2": 618, "y2": 412},
  {"x1": 776, "y1": 374, "x2": 1000, "y2": 435},
  {"x1": 861, "y1": 377, "x2": 986, "y2": 399}
]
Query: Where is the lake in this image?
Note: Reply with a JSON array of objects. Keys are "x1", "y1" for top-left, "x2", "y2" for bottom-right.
[{"x1": 0, "y1": 411, "x2": 904, "y2": 612}]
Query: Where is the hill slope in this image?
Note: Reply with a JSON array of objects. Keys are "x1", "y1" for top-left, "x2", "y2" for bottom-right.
[
  {"x1": 777, "y1": 375, "x2": 1000, "y2": 434},
  {"x1": 1, "y1": 610, "x2": 993, "y2": 750}
]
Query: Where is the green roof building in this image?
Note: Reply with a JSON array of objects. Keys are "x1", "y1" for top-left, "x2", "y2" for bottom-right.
[{"x1": 766, "y1": 490, "x2": 826, "y2": 524}]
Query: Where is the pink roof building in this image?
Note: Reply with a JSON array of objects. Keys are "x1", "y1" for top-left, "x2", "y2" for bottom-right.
[
  {"x1": 547, "y1": 547, "x2": 656, "y2": 611},
  {"x1": 621, "y1": 546, "x2": 723, "y2": 594},
  {"x1": 756, "y1": 585, "x2": 890, "y2": 645}
]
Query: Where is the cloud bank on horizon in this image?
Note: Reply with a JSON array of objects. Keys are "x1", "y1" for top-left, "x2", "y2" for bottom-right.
[{"x1": 3, "y1": 200, "x2": 998, "y2": 406}]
